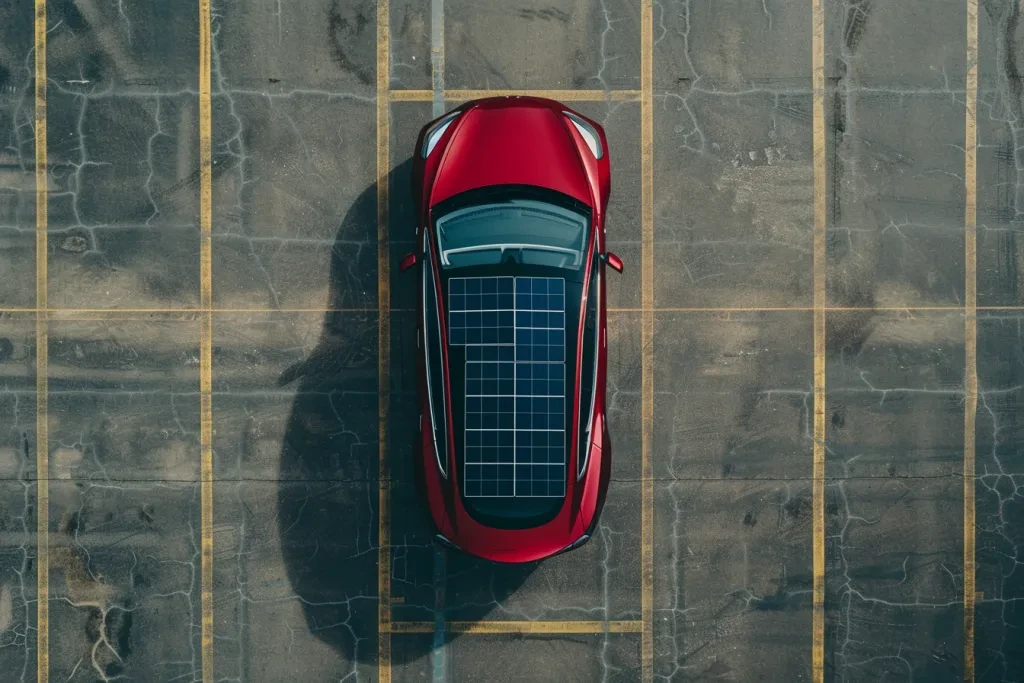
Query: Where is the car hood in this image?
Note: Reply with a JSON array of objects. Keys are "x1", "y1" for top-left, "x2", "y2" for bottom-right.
[{"x1": 429, "y1": 102, "x2": 592, "y2": 207}]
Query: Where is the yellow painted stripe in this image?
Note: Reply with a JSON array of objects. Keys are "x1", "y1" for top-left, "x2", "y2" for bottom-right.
[
  {"x1": 390, "y1": 89, "x2": 642, "y2": 102},
  {"x1": 622, "y1": 306, "x2": 813, "y2": 312},
  {"x1": 198, "y1": 0, "x2": 214, "y2": 681},
  {"x1": 613, "y1": 306, "x2": 980, "y2": 313},
  {"x1": 33, "y1": 0, "x2": 46, "y2": 314},
  {"x1": 377, "y1": 1, "x2": 392, "y2": 681},
  {"x1": 39, "y1": 307, "x2": 383, "y2": 315},
  {"x1": 389, "y1": 89, "x2": 434, "y2": 101},
  {"x1": 811, "y1": 0, "x2": 827, "y2": 678},
  {"x1": 34, "y1": 0, "x2": 48, "y2": 678},
  {"x1": 964, "y1": 2, "x2": 978, "y2": 681},
  {"x1": 389, "y1": 620, "x2": 644, "y2": 635},
  {"x1": 8, "y1": 304, "x2": 1024, "y2": 316},
  {"x1": 640, "y1": 1, "x2": 655, "y2": 681}
]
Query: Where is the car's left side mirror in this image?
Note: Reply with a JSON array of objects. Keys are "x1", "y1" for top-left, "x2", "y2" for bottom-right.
[
  {"x1": 400, "y1": 252, "x2": 418, "y2": 272},
  {"x1": 600, "y1": 252, "x2": 623, "y2": 273}
]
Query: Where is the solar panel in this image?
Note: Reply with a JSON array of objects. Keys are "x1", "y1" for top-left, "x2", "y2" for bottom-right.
[
  {"x1": 449, "y1": 276, "x2": 566, "y2": 498},
  {"x1": 447, "y1": 277, "x2": 514, "y2": 346}
]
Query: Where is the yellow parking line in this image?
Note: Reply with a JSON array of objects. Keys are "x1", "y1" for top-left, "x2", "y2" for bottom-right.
[
  {"x1": 449, "y1": 89, "x2": 642, "y2": 102},
  {"x1": 386, "y1": 89, "x2": 428, "y2": 101},
  {"x1": 811, "y1": 0, "x2": 826, "y2": 678},
  {"x1": 621, "y1": 306, "x2": 814, "y2": 312},
  {"x1": 640, "y1": 1, "x2": 654, "y2": 681},
  {"x1": 377, "y1": 1, "x2": 393, "y2": 681},
  {"x1": 34, "y1": 307, "x2": 383, "y2": 315},
  {"x1": 826, "y1": 306, "x2": 964, "y2": 312},
  {"x1": 34, "y1": 0, "x2": 48, "y2": 678},
  {"x1": 198, "y1": 0, "x2": 214, "y2": 681},
  {"x1": 616, "y1": 306, "x2": 977, "y2": 313},
  {"x1": 389, "y1": 620, "x2": 644, "y2": 634},
  {"x1": 390, "y1": 89, "x2": 642, "y2": 102},
  {"x1": 45, "y1": 308, "x2": 204, "y2": 314},
  {"x1": 389, "y1": 89, "x2": 434, "y2": 101},
  {"x1": 964, "y1": 2, "x2": 978, "y2": 681},
  {"x1": 8, "y1": 305, "x2": 1018, "y2": 317}
]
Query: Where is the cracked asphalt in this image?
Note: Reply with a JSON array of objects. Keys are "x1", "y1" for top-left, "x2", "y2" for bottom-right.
[{"x1": 0, "y1": 0, "x2": 1022, "y2": 681}]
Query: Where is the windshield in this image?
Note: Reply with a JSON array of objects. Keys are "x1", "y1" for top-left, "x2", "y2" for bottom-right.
[{"x1": 436, "y1": 198, "x2": 588, "y2": 270}]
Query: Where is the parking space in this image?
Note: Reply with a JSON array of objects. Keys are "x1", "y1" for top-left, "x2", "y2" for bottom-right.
[
  {"x1": 44, "y1": 2, "x2": 201, "y2": 310},
  {"x1": 43, "y1": 315, "x2": 202, "y2": 681},
  {"x1": 975, "y1": 310, "x2": 1024, "y2": 682},
  {"x1": 974, "y1": 6, "x2": 1024, "y2": 675},
  {"x1": 1, "y1": 0, "x2": 1022, "y2": 681},
  {"x1": 652, "y1": 310, "x2": 814, "y2": 678},
  {"x1": 824, "y1": 312, "x2": 965, "y2": 679},
  {"x1": 0, "y1": 314, "x2": 35, "y2": 679},
  {"x1": 823, "y1": 1, "x2": 970, "y2": 679}
]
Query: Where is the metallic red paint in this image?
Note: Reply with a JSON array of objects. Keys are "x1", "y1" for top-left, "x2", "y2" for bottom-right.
[
  {"x1": 399, "y1": 252, "x2": 417, "y2": 272},
  {"x1": 428, "y1": 100, "x2": 593, "y2": 206},
  {"x1": 410, "y1": 97, "x2": 614, "y2": 563}
]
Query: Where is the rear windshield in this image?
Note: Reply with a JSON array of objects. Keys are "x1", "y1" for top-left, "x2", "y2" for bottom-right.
[{"x1": 436, "y1": 199, "x2": 588, "y2": 270}]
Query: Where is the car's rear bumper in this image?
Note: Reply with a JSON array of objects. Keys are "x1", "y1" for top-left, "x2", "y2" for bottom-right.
[{"x1": 433, "y1": 531, "x2": 592, "y2": 564}]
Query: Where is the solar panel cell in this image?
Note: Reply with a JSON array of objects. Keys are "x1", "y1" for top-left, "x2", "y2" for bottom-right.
[{"x1": 466, "y1": 345, "x2": 515, "y2": 363}]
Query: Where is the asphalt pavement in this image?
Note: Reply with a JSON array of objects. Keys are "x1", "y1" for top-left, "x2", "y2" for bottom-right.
[{"x1": 0, "y1": 0, "x2": 1021, "y2": 681}]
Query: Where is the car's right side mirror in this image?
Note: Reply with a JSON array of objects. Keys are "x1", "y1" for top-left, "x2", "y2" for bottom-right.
[{"x1": 600, "y1": 252, "x2": 623, "y2": 273}]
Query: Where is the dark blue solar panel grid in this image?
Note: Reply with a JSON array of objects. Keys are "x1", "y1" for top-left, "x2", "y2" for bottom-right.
[
  {"x1": 449, "y1": 309, "x2": 515, "y2": 345},
  {"x1": 514, "y1": 465, "x2": 564, "y2": 497},
  {"x1": 454, "y1": 276, "x2": 568, "y2": 498},
  {"x1": 466, "y1": 345, "x2": 515, "y2": 362},
  {"x1": 464, "y1": 464, "x2": 515, "y2": 497},
  {"x1": 514, "y1": 278, "x2": 565, "y2": 362},
  {"x1": 465, "y1": 394, "x2": 514, "y2": 430},
  {"x1": 514, "y1": 309, "x2": 565, "y2": 329},
  {"x1": 514, "y1": 427, "x2": 565, "y2": 496},
  {"x1": 465, "y1": 361, "x2": 514, "y2": 399},
  {"x1": 514, "y1": 362, "x2": 565, "y2": 399},
  {"x1": 466, "y1": 361, "x2": 514, "y2": 436},
  {"x1": 448, "y1": 277, "x2": 515, "y2": 346},
  {"x1": 464, "y1": 429, "x2": 515, "y2": 464},
  {"x1": 510, "y1": 277, "x2": 566, "y2": 497},
  {"x1": 514, "y1": 326, "x2": 565, "y2": 362},
  {"x1": 514, "y1": 276, "x2": 564, "y2": 312},
  {"x1": 514, "y1": 430, "x2": 563, "y2": 464},
  {"x1": 449, "y1": 277, "x2": 514, "y2": 311},
  {"x1": 514, "y1": 396, "x2": 564, "y2": 430},
  {"x1": 464, "y1": 428, "x2": 515, "y2": 497},
  {"x1": 448, "y1": 276, "x2": 515, "y2": 310}
]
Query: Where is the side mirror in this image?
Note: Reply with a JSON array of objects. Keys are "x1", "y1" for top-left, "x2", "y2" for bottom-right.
[
  {"x1": 400, "y1": 252, "x2": 418, "y2": 272},
  {"x1": 600, "y1": 252, "x2": 623, "y2": 273}
]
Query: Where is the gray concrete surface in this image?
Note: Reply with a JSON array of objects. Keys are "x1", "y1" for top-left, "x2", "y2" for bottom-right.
[{"x1": 0, "y1": 0, "x2": 1022, "y2": 681}]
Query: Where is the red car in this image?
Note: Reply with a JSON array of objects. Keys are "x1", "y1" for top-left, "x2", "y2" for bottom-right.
[{"x1": 401, "y1": 97, "x2": 622, "y2": 563}]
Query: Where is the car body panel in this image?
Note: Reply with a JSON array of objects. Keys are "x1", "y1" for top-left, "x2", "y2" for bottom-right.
[
  {"x1": 428, "y1": 100, "x2": 593, "y2": 207},
  {"x1": 410, "y1": 97, "x2": 613, "y2": 563}
]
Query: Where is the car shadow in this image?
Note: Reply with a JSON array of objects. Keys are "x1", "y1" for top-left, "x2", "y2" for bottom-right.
[{"x1": 275, "y1": 157, "x2": 537, "y2": 671}]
